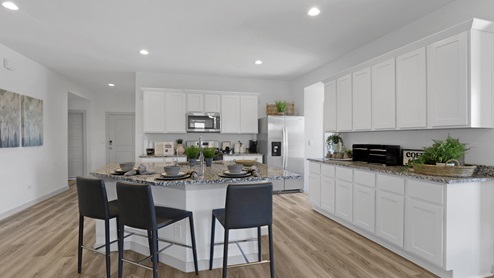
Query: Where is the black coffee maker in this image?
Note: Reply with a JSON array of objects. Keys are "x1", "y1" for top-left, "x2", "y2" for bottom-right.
[{"x1": 249, "y1": 140, "x2": 258, "y2": 153}]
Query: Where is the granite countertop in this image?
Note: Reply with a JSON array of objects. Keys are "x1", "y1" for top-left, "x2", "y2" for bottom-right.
[
  {"x1": 307, "y1": 158, "x2": 494, "y2": 184},
  {"x1": 91, "y1": 161, "x2": 301, "y2": 186},
  {"x1": 139, "y1": 154, "x2": 187, "y2": 158}
]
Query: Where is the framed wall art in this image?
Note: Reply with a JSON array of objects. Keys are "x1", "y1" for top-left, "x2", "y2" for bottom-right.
[
  {"x1": 21, "y1": 95, "x2": 43, "y2": 147},
  {"x1": 0, "y1": 89, "x2": 20, "y2": 148}
]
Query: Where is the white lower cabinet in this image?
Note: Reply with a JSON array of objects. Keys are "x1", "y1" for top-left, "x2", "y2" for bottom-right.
[
  {"x1": 353, "y1": 184, "x2": 375, "y2": 233},
  {"x1": 405, "y1": 198, "x2": 444, "y2": 267},
  {"x1": 376, "y1": 191, "x2": 404, "y2": 247},
  {"x1": 335, "y1": 180, "x2": 352, "y2": 222},
  {"x1": 223, "y1": 154, "x2": 263, "y2": 163},
  {"x1": 309, "y1": 162, "x2": 321, "y2": 207},
  {"x1": 320, "y1": 176, "x2": 335, "y2": 214}
]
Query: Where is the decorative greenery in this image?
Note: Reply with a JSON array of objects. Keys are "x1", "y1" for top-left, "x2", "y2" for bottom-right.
[
  {"x1": 275, "y1": 100, "x2": 288, "y2": 113},
  {"x1": 202, "y1": 147, "x2": 216, "y2": 158},
  {"x1": 406, "y1": 135, "x2": 469, "y2": 168},
  {"x1": 185, "y1": 145, "x2": 201, "y2": 159},
  {"x1": 326, "y1": 133, "x2": 343, "y2": 145},
  {"x1": 343, "y1": 148, "x2": 352, "y2": 155},
  {"x1": 176, "y1": 138, "x2": 183, "y2": 144}
]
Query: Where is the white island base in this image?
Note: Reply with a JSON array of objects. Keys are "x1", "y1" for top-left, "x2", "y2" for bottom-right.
[{"x1": 95, "y1": 180, "x2": 267, "y2": 273}]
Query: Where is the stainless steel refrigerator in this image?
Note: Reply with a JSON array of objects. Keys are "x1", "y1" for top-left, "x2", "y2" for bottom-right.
[{"x1": 258, "y1": 116, "x2": 304, "y2": 192}]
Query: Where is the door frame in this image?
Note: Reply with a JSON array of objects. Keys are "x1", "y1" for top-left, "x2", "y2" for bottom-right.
[
  {"x1": 106, "y1": 112, "x2": 135, "y2": 164},
  {"x1": 68, "y1": 110, "x2": 87, "y2": 178}
]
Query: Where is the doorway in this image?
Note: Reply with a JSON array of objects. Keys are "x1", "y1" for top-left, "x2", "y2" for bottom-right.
[
  {"x1": 106, "y1": 113, "x2": 135, "y2": 164},
  {"x1": 68, "y1": 111, "x2": 86, "y2": 178}
]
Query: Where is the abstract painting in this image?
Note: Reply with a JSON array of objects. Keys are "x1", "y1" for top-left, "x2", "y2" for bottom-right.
[
  {"x1": 0, "y1": 89, "x2": 20, "y2": 148},
  {"x1": 21, "y1": 95, "x2": 43, "y2": 147}
]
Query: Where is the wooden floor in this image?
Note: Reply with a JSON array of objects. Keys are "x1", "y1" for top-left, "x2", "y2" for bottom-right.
[{"x1": 0, "y1": 183, "x2": 438, "y2": 278}]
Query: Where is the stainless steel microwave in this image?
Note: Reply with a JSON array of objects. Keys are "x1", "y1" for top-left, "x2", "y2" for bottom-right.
[{"x1": 186, "y1": 112, "x2": 221, "y2": 133}]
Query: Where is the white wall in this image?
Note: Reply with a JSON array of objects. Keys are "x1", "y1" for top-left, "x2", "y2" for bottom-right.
[
  {"x1": 291, "y1": 0, "x2": 494, "y2": 165},
  {"x1": 0, "y1": 43, "x2": 94, "y2": 219},
  {"x1": 135, "y1": 72, "x2": 292, "y2": 156}
]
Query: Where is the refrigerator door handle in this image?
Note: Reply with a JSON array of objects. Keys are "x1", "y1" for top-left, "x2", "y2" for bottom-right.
[{"x1": 284, "y1": 127, "x2": 288, "y2": 169}]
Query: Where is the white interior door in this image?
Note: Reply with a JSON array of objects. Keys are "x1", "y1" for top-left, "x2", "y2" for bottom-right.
[
  {"x1": 68, "y1": 111, "x2": 85, "y2": 178},
  {"x1": 107, "y1": 113, "x2": 135, "y2": 164}
]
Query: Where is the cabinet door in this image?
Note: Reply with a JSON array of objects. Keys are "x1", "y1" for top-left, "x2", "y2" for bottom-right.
[
  {"x1": 336, "y1": 74, "x2": 352, "y2": 131},
  {"x1": 164, "y1": 92, "x2": 186, "y2": 133},
  {"x1": 323, "y1": 81, "x2": 337, "y2": 132},
  {"x1": 376, "y1": 191, "x2": 404, "y2": 247},
  {"x1": 396, "y1": 48, "x2": 427, "y2": 128},
  {"x1": 427, "y1": 32, "x2": 468, "y2": 127},
  {"x1": 321, "y1": 176, "x2": 335, "y2": 214},
  {"x1": 309, "y1": 174, "x2": 321, "y2": 207},
  {"x1": 353, "y1": 184, "x2": 375, "y2": 233},
  {"x1": 372, "y1": 59, "x2": 396, "y2": 129},
  {"x1": 187, "y1": 93, "x2": 204, "y2": 112},
  {"x1": 240, "y1": 95, "x2": 258, "y2": 133},
  {"x1": 204, "y1": 94, "x2": 221, "y2": 113},
  {"x1": 335, "y1": 180, "x2": 352, "y2": 222},
  {"x1": 405, "y1": 198, "x2": 444, "y2": 266},
  {"x1": 143, "y1": 91, "x2": 165, "y2": 133},
  {"x1": 352, "y1": 68, "x2": 371, "y2": 130},
  {"x1": 221, "y1": 95, "x2": 240, "y2": 133}
]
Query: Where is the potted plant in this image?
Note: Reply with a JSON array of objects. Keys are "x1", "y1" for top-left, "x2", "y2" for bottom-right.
[
  {"x1": 185, "y1": 145, "x2": 200, "y2": 166},
  {"x1": 202, "y1": 147, "x2": 216, "y2": 166},
  {"x1": 275, "y1": 100, "x2": 287, "y2": 114},
  {"x1": 343, "y1": 148, "x2": 352, "y2": 159},
  {"x1": 176, "y1": 139, "x2": 185, "y2": 155},
  {"x1": 326, "y1": 133, "x2": 344, "y2": 156}
]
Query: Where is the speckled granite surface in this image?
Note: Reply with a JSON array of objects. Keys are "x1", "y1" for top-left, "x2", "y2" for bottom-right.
[
  {"x1": 307, "y1": 158, "x2": 494, "y2": 184},
  {"x1": 91, "y1": 161, "x2": 301, "y2": 186},
  {"x1": 138, "y1": 153, "x2": 262, "y2": 158},
  {"x1": 139, "y1": 154, "x2": 187, "y2": 158}
]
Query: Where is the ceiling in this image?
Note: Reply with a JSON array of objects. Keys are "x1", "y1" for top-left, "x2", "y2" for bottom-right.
[{"x1": 0, "y1": 0, "x2": 456, "y2": 95}]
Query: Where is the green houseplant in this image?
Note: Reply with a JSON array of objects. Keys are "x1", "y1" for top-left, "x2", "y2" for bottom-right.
[
  {"x1": 185, "y1": 145, "x2": 201, "y2": 166},
  {"x1": 326, "y1": 133, "x2": 344, "y2": 156},
  {"x1": 275, "y1": 100, "x2": 287, "y2": 114},
  {"x1": 202, "y1": 147, "x2": 216, "y2": 166},
  {"x1": 407, "y1": 135, "x2": 469, "y2": 167}
]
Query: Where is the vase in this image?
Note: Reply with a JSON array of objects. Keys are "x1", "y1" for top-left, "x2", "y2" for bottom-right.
[
  {"x1": 176, "y1": 144, "x2": 185, "y2": 155},
  {"x1": 205, "y1": 158, "x2": 213, "y2": 166}
]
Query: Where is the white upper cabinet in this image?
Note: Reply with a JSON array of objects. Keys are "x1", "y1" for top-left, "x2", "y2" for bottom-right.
[
  {"x1": 323, "y1": 81, "x2": 337, "y2": 132},
  {"x1": 396, "y1": 48, "x2": 427, "y2": 129},
  {"x1": 352, "y1": 68, "x2": 372, "y2": 130},
  {"x1": 143, "y1": 91, "x2": 166, "y2": 133},
  {"x1": 427, "y1": 30, "x2": 493, "y2": 128},
  {"x1": 372, "y1": 59, "x2": 396, "y2": 130},
  {"x1": 336, "y1": 74, "x2": 352, "y2": 131},
  {"x1": 164, "y1": 92, "x2": 186, "y2": 133},
  {"x1": 221, "y1": 94, "x2": 259, "y2": 134},
  {"x1": 204, "y1": 94, "x2": 221, "y2": 113},
  {"x1": 240, "y1": 95, "x2": 258, "y2": 133},
  {"x1": 187, "y1": 93, "x2": 221, "y2": 113}
]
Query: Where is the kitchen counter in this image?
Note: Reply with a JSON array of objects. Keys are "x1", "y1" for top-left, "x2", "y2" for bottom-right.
[
  {"x1": 139, "y1": 154, "x2": 187, "y2": 158},
  {"x1": 91, "y1": 161, "x2": 299, "y2": 186},
  {"x1": 307, "y1": 158, "x2": 494, "y2": 184}
]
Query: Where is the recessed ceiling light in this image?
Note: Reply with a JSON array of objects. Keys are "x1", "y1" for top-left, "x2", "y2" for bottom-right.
[
  {"x1": 308, "y1": 7, "x2": 320, "y2": 16},
  {"x1": 255, "y1": 60, "x2": 263, "y2": 65},
  {"x1": 108, "y1": 83, "x2": 115, "y2": 87},
  {"x1": 2, "y1": 1, "x2": 19, "y2": 10},
  {"x1": 140, "y1": 49, "x2": 149, "y2": 55}
]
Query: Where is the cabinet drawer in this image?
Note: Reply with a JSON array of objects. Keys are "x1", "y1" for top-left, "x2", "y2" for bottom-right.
[
  {"x1": 321, "y1": 164, "x2": 335, "y2": 178},
  {"x1": 407, "y1": 179, "x2": 444, "y2": 205},
  {"x1": 354, "y1": 170, "x2": 375, "y2": 187},
  {"x1": 336, "y1": 167, "x2": 353, "y2": 181},
  {"x1": 309, "y1": 162, "x2": 321, "y2": 175},
  {"x1": 377, "y1": 174, "x2": 405, "y2": 195}
]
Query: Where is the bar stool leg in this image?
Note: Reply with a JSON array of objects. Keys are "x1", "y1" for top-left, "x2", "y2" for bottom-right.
[
  {"x1": 222, "y1": 229, "x2": 229, "y2": 278},
  {"x1": 118, "y1": 224, "x2": 124, "y2": 278},
  {"x1": 148, "y1": 229, "x2": 158, "y2": 278},
  {"x1": 257, "y1": 226, "x2": 262, "y2": 262},
  {"x1": 105, "y1": 219, "x2": 111, "y2": 278},
  {"x1": 78, "y1": 215, "x2": 84, "y2": 273},
  {"x1": 268, "y1": 225, "x2": 274, "y2": 278},
  {"x1": 189, "y1": 215, "x2": 199, "y2": 275},
  {"x1": 209, "y1": 214, "x2": 216, "y2": 270}
]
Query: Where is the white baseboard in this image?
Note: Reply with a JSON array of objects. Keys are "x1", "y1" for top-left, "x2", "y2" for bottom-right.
[{"x1": 0, "y1": 186, "x2": 69, "y2": 221}]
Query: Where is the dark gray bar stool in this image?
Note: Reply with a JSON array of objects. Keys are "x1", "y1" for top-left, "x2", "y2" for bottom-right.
[
  {"x1": 209, "y1": 182, "x2": 274, "y2": 278},
  {"x1": 116, "y1": 181, "x2": 198, "y2": 278},
  {"x1": 76, "y1": 176, "x2": 119, "y2": 278}
]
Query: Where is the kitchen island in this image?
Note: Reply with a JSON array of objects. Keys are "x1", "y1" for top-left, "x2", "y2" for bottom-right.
[
  {"x1": 90, "y1": 161, "x2": 301, "y2": 273},
  {"x1": 307, "y1": 158, "x2": 494, "y2": 278}
]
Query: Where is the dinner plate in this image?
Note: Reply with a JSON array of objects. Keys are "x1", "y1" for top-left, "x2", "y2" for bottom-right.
[
  {"x1": 218, "y1": 171, "x2": 251, "y2": 178},
  {"x1": 155, "y1": 174, "x2": 190, "y2": 181},
  {"x1": 114, "y1": 168, "x2": 128, "y2": 174},
  {"x1": 160, "y1": 171, "x2": 187, "y2": 178},
  {"x1": 223, "y1": 170, "x2": 248, "y2": 175}
]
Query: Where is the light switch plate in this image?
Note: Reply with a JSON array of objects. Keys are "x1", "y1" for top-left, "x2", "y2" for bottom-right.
[{"x1": 3, "y1": 58, "x2": 15, "y2": 71}]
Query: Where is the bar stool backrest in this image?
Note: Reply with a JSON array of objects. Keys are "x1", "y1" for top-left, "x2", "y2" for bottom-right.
[
  {"x1": 76, "y1": 177, "x2": 111, "y2": 219},
  {"x1": 116, "y1": 182, "x2": 157, "y2": 230},
  {"x1": 225, "y1": 182, "x2": 273, "y2": 229}
]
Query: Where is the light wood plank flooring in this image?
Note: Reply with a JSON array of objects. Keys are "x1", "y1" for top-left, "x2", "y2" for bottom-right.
[{"x1": 0, "y1": 184, "x2": 438, "y2": 278}]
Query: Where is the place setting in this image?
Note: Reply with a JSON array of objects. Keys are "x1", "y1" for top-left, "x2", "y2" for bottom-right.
[
  {"x1": 111, "y1": 162, "x2": 156, "y2": 176},
  {"x1": 218, "y1": 164, "x2": 257, "y2": 178},
  {"x1": 155, "y1": 165, "x2": 196, "y2": 180}
]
